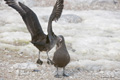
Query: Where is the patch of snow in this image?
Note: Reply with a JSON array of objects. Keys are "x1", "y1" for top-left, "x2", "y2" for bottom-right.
[
  {"x1": 11, "y1": 62, "x2": 38, "y2": 69},
  {"x1": 42, "y1": 14, "x2": 82, "y2": 23},
  {"x1": 69, "y1": 60, "x2": 120, "y2": 71},
  {"x1": 16, "y1": 0, "x2": 35, "y2": 7},
  {"x1": 0, "y1": 32, "x2": 30, "y2": 44},
  {"x1": 18, "y1": 43, "x2": 38, "y2": 55}
]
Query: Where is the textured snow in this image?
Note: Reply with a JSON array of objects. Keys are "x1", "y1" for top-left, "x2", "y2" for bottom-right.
[
  {"x1": 42, "y1": 14, "x2": 82, "y2": 23},
  {"x1": 1, "y1": 0, "x2": 120, "y2": 10},
  {"x1": 0, "y1": 0, "x2": 120, "y2": 77},
  {"x1": 11, "y1": 62, "x2": 38, "y2": 69}
]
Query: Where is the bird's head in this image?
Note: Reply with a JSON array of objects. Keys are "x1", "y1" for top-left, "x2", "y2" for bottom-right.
[{"x1": 56, "y1": 35, "x2": 64, "y2": 47}]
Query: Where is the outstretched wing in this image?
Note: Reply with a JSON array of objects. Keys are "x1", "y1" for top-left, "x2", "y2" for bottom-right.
[
  {"x1": 5, "y1": 0, "x2": 26, "y2": 15},
  {"x1": 5, "y1": 0, "x2": 45, "y2": 40},
  {"x1": 50, "y1": 0, "x2": 64, "y2": 21},
  {"x1": 47, "y1": 0, "x2": 64, "y2": 36}
]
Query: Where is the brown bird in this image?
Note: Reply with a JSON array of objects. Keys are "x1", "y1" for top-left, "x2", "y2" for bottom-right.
[
  {"x1": 4, "y1": 0, "x2": 64, "y2": 65},
  {"x1": 53, "y1": 35, "x2": 70, "y2": 78}
]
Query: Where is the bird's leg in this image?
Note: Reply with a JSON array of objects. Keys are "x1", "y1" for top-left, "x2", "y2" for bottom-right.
[
  {"x1": 36, "y1": 51, "x2": 43, "y2": 65},
  {"x1": 54, "y1": 67, "x2": 61, "y2": 78},
  {"x1": 46, "y1": 52, "x2": 53, "y2": 65},
  {"x1": 63, "y1": 67, "x2": 69, "y2": 77}
]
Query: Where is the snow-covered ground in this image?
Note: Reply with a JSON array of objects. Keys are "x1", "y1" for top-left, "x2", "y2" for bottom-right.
[{"x1": 0, "y1": 0, "x2": 120, "y2": 80}]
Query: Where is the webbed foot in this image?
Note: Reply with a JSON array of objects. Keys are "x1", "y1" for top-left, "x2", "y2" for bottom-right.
[
  {"x1": 47, "y1": 58, "x2": 54, "y2": 65},
  {"x1": 63, "y1": 73, "x2": 69, "y2": 77},
  {"x1": 36, "y1": 59, "x2": 43, "y2": 65},
  {"x1": 54, "y1": 74, "x2": 61, "y2": 78}
]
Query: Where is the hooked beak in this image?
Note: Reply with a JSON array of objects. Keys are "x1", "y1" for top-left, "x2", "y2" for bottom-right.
[
  {"x1": 57, "y1": 36, "x2": 62, "y2": 47},
  {"x1": 57, "y1": 41, "x2": 60, "y2": 47}
]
